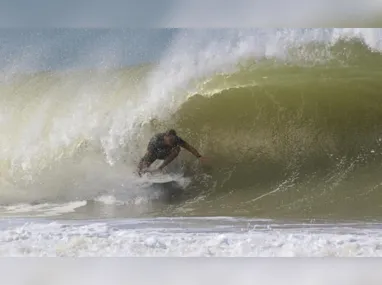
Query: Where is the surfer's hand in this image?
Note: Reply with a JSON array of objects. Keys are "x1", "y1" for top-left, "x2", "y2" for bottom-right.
[
  {"x1": 199, "y1": 156, "x2": 209, "y2": 163},
  {"x1": 137, "y1": 168, "x2": 149, "y2": 177}
]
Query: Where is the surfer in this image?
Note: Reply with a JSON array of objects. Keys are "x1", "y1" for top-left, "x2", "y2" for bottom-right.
[{"x1": 137, "y1": 129, "x2": 205, "y2": 176}]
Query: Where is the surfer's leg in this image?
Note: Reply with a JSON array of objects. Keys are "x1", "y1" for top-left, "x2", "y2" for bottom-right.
[{"x1": 159, "y1": 146, "x2": 180, "y2": 170}]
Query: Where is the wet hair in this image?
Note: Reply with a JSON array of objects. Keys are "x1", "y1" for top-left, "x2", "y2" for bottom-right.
[{"x1": 166, "y1": 129, "x2": 177, "y2": 136}]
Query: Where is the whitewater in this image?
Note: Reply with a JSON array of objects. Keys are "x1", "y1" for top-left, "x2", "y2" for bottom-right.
[{"x1": 1, "y1": 28, "x2": 382, "y2": 256}]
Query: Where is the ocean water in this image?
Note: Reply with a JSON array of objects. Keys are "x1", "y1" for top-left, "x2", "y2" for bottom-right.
[{"x1": 1, "y1": 28, "x2": 382, "y2": 256}]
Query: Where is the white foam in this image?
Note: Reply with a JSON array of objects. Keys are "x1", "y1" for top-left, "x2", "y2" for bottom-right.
[
  {"x1": 94, "y1": 194, "x2": 160, "y2": 206},
  {"x1": 0, "y1": 219, "x2": 382, "y2": 256},
  {"x1": 0, "y1": 201, "x2": 87, "y2": 217}
]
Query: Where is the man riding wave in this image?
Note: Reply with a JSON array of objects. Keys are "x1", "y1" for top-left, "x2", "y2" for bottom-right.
[{"x1": 137, "y1": 129, "x2": 205, "y2": 176}]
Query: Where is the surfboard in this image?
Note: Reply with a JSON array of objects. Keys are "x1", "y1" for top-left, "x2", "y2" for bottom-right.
[{"x1": 142, "y1": 172, "x2": 182, "y2": 184}]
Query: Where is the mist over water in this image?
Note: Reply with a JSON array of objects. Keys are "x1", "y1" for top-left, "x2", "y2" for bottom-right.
[{"x1": 1, "y1": 29, "x2": 382, "y2": 220}]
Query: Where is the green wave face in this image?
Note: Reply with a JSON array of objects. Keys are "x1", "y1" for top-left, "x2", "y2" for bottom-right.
[{"x1": 158, "y1": 40, "x2": 382, "y2": 219}]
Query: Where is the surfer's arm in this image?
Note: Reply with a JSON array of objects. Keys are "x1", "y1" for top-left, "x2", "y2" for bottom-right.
[
  {"x1": 181, "y1": 141, "x2": 202, "y2": 159},
  {"x1": 158, "y1": 147, "x2": 181, "y2": 170},
  {"x1": 138, "y1": 155, "x2": 148, "y2": 170},
  {"x1": 137, "y1": 151, "x2": 153, "y2": 175},
  {"x1": 138, "y1": 138, "x2": 158, "y2": 173}
]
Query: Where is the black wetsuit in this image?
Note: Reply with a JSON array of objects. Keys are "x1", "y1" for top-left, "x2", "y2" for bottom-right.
[{"x1": 145, "y1": 133, "x2": 185, "y2": 163}]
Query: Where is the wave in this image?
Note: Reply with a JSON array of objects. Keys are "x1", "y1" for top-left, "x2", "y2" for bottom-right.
[
  {"x1": 1, "y1": 29, "x2": 382, "y2": 219},
  {"x1": 166, "y1": 39, "x2": 382, "y2": 219}
]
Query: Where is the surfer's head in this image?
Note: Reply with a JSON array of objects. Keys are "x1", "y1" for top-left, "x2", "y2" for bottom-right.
[{"x1": 164, "y1": 129, "x2": 177, "y2": 146}]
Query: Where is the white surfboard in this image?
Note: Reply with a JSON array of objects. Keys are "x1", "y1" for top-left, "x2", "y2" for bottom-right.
[{"x1": 142, "y1": 172, "x2": 182, "y2": 184}]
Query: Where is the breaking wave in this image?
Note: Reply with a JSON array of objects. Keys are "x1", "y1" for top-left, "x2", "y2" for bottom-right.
[{"x1": 1, "y1": 29, "x2": 382, "y2": 219}]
